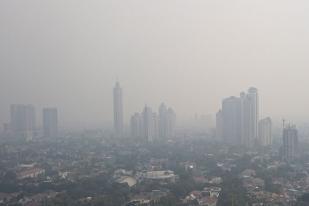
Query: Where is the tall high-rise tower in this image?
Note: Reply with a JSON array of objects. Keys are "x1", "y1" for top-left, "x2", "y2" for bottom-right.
[
  {"x1": 113, "y1": 82, "x2": 124, "y2": 137},
  {"x1": 142, "y1": 105, "x2": 154, "y2": 142},
  {"x1": 216, "y1": 110, "x2": 223, "y2": 140},
  {"x1": 219, "y1": 87, "x2": 259, "y2": 147},
  {"x1": 43, "y1": 108, "x2": 58, "y2": 138},
  {"x1": 282, "y1": 125, "x2": 298, "y2": 162},
  {"x1": 166, "y1": 107, "x2": 176, "y2": 138},
  {"x1": 222, "y1": 96, "x2": 241, "y2": 145},
  {"x1": 258, "y1": 117, "x2": 272, "y2": 146},
  {"x1": 130, "y1": 113, "x2": 143, "y2": 139},
  {"x1": 240, "y1": 87, "x2": 259, "y2": 147},
  {"x1": 10, "y1": 104, "x2": 36, "y2": 141},
  {"x1": 158, "y1": 103, "x2": 176, "y2": 141},
  {"x1": 159, "y1": 103, "x2": 168, "y2": 140}
]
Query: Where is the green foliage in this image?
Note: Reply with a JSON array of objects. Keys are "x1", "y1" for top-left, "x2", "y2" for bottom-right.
[{"x1": 217, "y1": 175, "x2": 248, "y2": 206}]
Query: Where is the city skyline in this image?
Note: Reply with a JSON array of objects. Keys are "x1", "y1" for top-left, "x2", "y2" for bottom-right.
[
  {"x1": 0, "y1": 83, "x2": 297, "y2": 131},
  {"x1": 2, "y1": 1, "x2": 309, "y2": 128},
  {"x1": 1, "y1": 1, "x2": 309, "y2": 205}
]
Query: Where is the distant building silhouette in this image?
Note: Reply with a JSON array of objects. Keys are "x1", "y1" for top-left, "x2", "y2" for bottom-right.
[
  {"x1": 43, "y1": 108, "x2": 58, "y2": 138},
  {"x1": 152, "y1": 112, "x2": 159, "y2": 140},
  {"x1": 222, "y1": 96, "x2": 241, "y2": 145},
  {"x1": 216, "y1": 110, "x2": 223, "y2": 140},
  {"x1": 131, "y1": 103, "x2": 176, "y2": 143},
  {"x1": 258, "y1": 117, "x2": 272, "y2": 146},
  {"x1": 10, "y1": 104, "x2": 36, "y2": 141},
  {"x1": 240, "y1": 88, "x2": 259, "y2": 147},
  {"x1": 130, "y1": 112, "x2": 143, "y2": 139},
  {"x1": 218, "y1": 87, "x2": 259, "y2": 147},
  {"x1": 159, "y1": 103, "x2": 176, "y2": 141},
  {"x1": 142, "y1": 106, "x2": 155, "y2": 142},
  {"x1": 159, "y1": 103, "x2": 168, "y2": 139},
  {"x1": 113, "y1": 82, "x2": 124, "y2": 138},
  {"x1": 166, "y1": 107, "x2": 176, "y2": 138},
  {"x1": 282, "y1": 124, "x2": 298, "y2": 162}
]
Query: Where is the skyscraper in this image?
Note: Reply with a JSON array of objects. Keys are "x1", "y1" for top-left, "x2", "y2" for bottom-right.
[
  {"x1": 222, "y1": 96, "x2": 241, "y2": 145},
  {"x1": 142, "y1": 106, "x2": 154, "y2": 142},
  {"x1": 131, "y1": 103, "x2": 175, "y2": 143},
  {"x1": 10, "y1": 104, "x2": 36, "y2": 141},
  {"x1": 113, "y1": 82, "x2": 124, "y2": 137},
  {"x1": 158, "y1": 103, "x2": 176, "y2": 141},
  {"x1": 216, "y1": 110, "x2": 223, "y2": 140},
  {"x1": 159, "y1": 103, "x2": 168, "y2": 140},
  {"x1": 218, "y1": 87, "x2": 260, "y2": 147},
  {"x1": 240, "y1": 88, "x2": 259, "y2": 147},
  {"x1": 258, "y1": 117, "x2": 272, "y2": 146},
  {"x1": 152, "y1": 112, "x2": 159, "y2": 140},
  {"x1": 282, "y1": 125, "x2": 298, "y2": 162},
  {"x1": 130, "y1": 112, "x2": 143, "y2": 139},
  {"x1": 43, "y1": 108, "x2": 58, "y2": 138},
  {"x1": 166, "y1": 107, "x2": 176, "y2": 138}
]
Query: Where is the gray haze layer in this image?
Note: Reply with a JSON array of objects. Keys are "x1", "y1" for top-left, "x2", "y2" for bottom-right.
[{"x1": 1, "y1": 0, "x2": 309, "y2": 128}]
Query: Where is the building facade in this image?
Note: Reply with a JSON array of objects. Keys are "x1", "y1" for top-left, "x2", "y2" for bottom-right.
[
  {"x1": 216, "y1": 110, "x2": 223, "y2": 140},
  {"x1": 240, "y1": 87, "x2": 259, "y2": 147},
  {"x1": 158, "y1": 103, "x2": 176, "y2": 140},
  {"x1": 258, "y1": 117, "x2": 272, "y2": 146},
  {"x1": 222, "y1": 96, "x2": 241, "y2": 145},
  {"x1": 218, "y1": 87, "x2": 259, "y2": 147},
  {"x1": 282, "y1": 125, "x2": 298, "y2": 162},
  {"x1": 43, "y1": 108, "x2": 58, "y2": 138},
  {"x1": 113, "y1": 82, "x2": 124, "y2": 138},
  {"x1": 10, "y1": 104, "x2": 36, "y2": 141},
  {"x1": 131, "y1": 104, "x2": 176, "y2": 143},
  {"x1": 130, "y1": 113, "x2": 143, "y2": 139}
]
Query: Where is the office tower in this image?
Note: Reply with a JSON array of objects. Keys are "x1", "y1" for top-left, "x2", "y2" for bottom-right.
[
  {"x1": 159, "y1": 103, "x2": 168, "y2": 139},
  {"x1": 247, "y1": 87, "x2": 259, "y2": 146},
  {"x1": 43, "y1": 108, "x2": 58, "y2": 138},
  {"x1": 240, "y1": 87, "x2": 259, "y2": 147},
  {"x1": 167, "y1": 107, "x2": 176, "y2": 138},
  {"x1": 216, "y1": 110, "x2": 223, "y2": 140},
  {"x1": 10, "y1": 104, "x2": 36, "y2": 141},
  {"x1": 158, "y1": 103, "x2": 176, "y2": 140},
  {"x1": 258, "y1": 117, "x2": 272, "y2": 146},
  {"x1": 1, "y1": 123, "x2": 10, "y2": 137},
  {"x1": 282, "y1": 125, "x2": 298, "y2": 162},
  {"x1": 152, "y1": 112, "x2": 159, "y2": 140},
  {"x1": 130, "y1": 113, "x2": 143, "y2": 139},
  {"x1": 222, "y1": 96, "x2": 241, "y2": 145},
  {"x1": 142, "y1": 106, "x2": 154, "y2": 142},
  {"x1": 113, "y1": 82, "x2": 124, "y2": 137}
]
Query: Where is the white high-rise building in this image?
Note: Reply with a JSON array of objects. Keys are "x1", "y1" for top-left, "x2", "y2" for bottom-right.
[
  {"x1": 130, "y1": 113, "x2": 143, "y2": 139},
  {"x1": 216, "y1": 110, "x2": 223, "y2": 140},
  {"x1": 240, "y1": 87, "x2": 259, "y2": 147},
  {"x1": 142, "y1": 106, "x2": 154, "y2": 142},
  {"x1": 282, "y1": 125, "x2": 298, "y2": 162},
  {"x1": 219, "y1": 87, "x2": 259, "y2": 147},
  {"x1": 222, "y1": 96, "x2": 241, "y2": 145},
  {"x1": 113, "y1": 82, "x2": 124, "y2": 137},
  {"x1": 152, "y1": 112, "x2": 159, "y2": 140},
  {"x1": 167, "y1": 107, "x2": 176, "y2": 138},
  {"x1": 43, "y1": 108, "x2": 58, "y2": 138},
  {"x1": 158, "y1": 103, "x2": 176, "y2": 140},
  {"x1": 10, "y1": 104, "x2": 36, "y2": 141},
  {"x1": 131, "y1": 104, "x2": 175, "y2": 143},
  {"x1": 247, "y1": 87, "x2": 259, "y2": 146},
  {"x1": 258, "y1": 117, "x2": 272, "y2": 146},
  {"x1": 159, "y1": 103, "x2": 168, "y2": 139}
]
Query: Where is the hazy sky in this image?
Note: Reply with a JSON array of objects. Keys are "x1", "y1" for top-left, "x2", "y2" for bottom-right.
[{"x1": 1, "y1": 0, "x2": 309, "y2": 128}]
